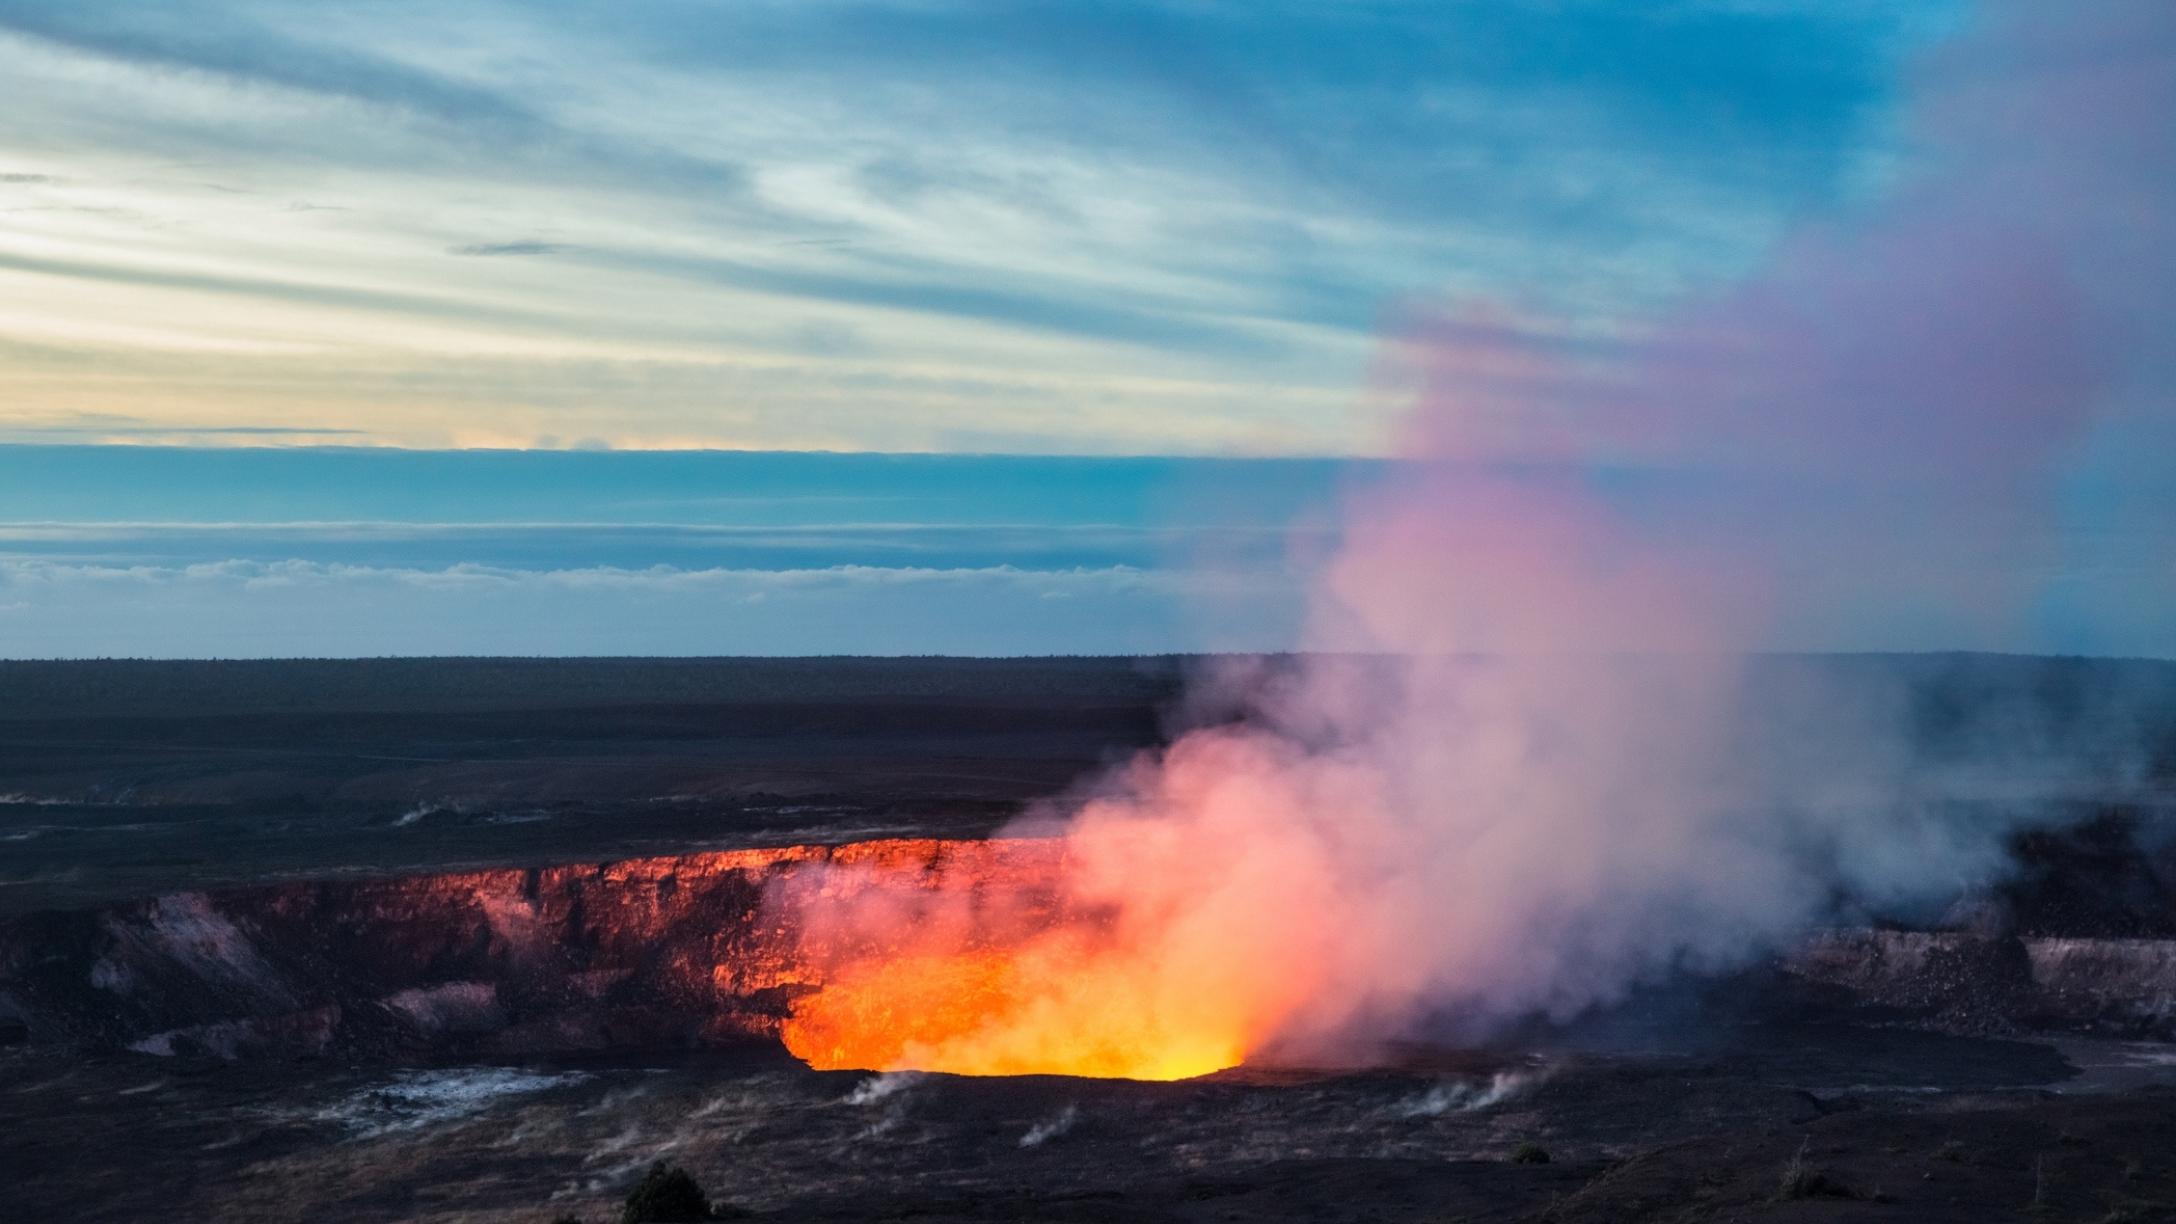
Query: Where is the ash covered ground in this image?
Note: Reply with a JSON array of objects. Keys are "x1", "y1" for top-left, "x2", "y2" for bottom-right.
[{"x1": 5, "y1": 655, "x2": 2176, "y2": 1223}]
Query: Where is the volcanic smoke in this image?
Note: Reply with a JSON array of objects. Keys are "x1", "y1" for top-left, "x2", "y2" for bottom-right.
[{"x1": 768, "y1": 0, "x2": 2173, "y2": 1080}]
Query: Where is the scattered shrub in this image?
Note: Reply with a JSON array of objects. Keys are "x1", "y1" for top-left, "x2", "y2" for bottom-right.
[
  {"x1": 1776, "y1": 1138, "x2": 1858, "y2": 1201},
  {"x1": 623, "y1": 1162, "x2": 711, "y2": 1223},
  {"x1": 1511, "y1": 1141, "x2": 1551, "y2": 1165}
]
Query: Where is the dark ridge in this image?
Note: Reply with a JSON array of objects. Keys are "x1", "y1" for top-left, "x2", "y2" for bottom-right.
[{"x1": 0, "y1": 656, "x2": 1197, "y2": 719}]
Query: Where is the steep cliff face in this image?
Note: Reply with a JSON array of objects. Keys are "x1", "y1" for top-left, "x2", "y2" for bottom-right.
[
  {"x1": 8, "y1": 834, "x2": 2176, "y2": 1063},
  {"x1": 1785, "y1": 929, "x2": 2176, "y2": 1037},
  {"x1": 0, "y1": 838, "x2": 1061, "y2": 1057}
]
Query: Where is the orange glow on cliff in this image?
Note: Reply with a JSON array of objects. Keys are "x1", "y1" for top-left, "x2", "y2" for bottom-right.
[
  {"x1": 761, "y1": 730, "x2": 1362, "y2": 1081},
  {"x1": 765, "y1": 826, "x2": 1315, "y2": 1081}
]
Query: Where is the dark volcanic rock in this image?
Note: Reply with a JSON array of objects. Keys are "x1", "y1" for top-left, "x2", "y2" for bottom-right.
[
  {"x1": 10, "y1": 828, "x2": 2176, "y2": 1063},
  {"x1": 0, "y1": 839, "x2": 1057, "y2": 1058},
  {"x1": 1785, "y1": 928, "x2": 2176, "y2": 1038}
]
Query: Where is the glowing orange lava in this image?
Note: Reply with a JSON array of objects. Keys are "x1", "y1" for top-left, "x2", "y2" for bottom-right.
[
  {"x1": 767, "y1": 837, "x2": 1263, "y2": 1081},
  {"x1": 781, "y1": 939, "x2": 1246, "y2": 1080}
]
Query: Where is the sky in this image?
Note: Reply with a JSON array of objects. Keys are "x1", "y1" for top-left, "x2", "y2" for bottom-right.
[
  {"x1": 0, "y1": 0, "x2": 1943, "y2": 453},
  {"x1": 0, "y1": 0, "x2": 2169, "y2": 657},
  {"x1": 0, "y1": 448, "x2": 1343, "y2": 655}
]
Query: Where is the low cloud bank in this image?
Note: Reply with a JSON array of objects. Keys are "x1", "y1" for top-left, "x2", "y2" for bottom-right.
[{"x1": 0, "y1": 559, "x2": 1299, "y2": 657}]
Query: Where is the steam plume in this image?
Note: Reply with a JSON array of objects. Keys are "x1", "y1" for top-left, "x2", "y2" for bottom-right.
[{"x1": 771, "y1": 0, "x2": 2173, "y2": 1076}]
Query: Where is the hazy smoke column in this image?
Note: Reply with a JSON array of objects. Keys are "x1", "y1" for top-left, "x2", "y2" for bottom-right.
[{"x1": 772, "y1": 0, "x2": 2175, "y2": 1076}]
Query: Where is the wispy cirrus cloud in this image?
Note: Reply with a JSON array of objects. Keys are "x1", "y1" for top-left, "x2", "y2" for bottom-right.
[
  {"x1": 450, "y1": 240, "x2": 568, "y2": 258},
  {"x1": 0, "y1": 0, "x2": 1933, "y2": 452}
]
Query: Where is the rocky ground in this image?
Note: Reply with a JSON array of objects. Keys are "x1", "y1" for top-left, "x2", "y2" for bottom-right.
[
  {"x1": 4, "y1": 656, "x2": 2176, "y2": 1222},
  {"x1": 6, "y1": 1029, "x2": 2176, "y2": 1222},
  {"x1": 0, "y1": 657, "x2": 1180, "y2": 915}
]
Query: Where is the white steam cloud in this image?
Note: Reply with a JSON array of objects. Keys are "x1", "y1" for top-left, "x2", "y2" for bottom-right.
[
  {"x1": 988, "y1": 0, "x2": 2173, "y2": 1063},
  {"x1": 764, "y1": 0, "x2": 2173, "y2": 1078}
]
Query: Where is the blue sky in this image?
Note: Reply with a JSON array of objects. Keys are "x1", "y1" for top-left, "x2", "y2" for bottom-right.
[
  {"x1": 0, "y1": 0, "x2": 1943, "y2": 452},
  {"x1": 0, "y1": 1, "x2": 2169, "y2": 658},
  {"x1": 0, "y1": 444, "x2": 2164, "y2": 658}
]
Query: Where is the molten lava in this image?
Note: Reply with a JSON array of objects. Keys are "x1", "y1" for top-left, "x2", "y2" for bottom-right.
[
  {"x1": 780, "y1": 937, "x2": 1247, "y2": 1081},
  {"x1": 767, "y1": 836, "x2": 1270, "y2": 1081},
  {"x1": 764, "y1": 732, "x2": 1364, "y2": 1080}
]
